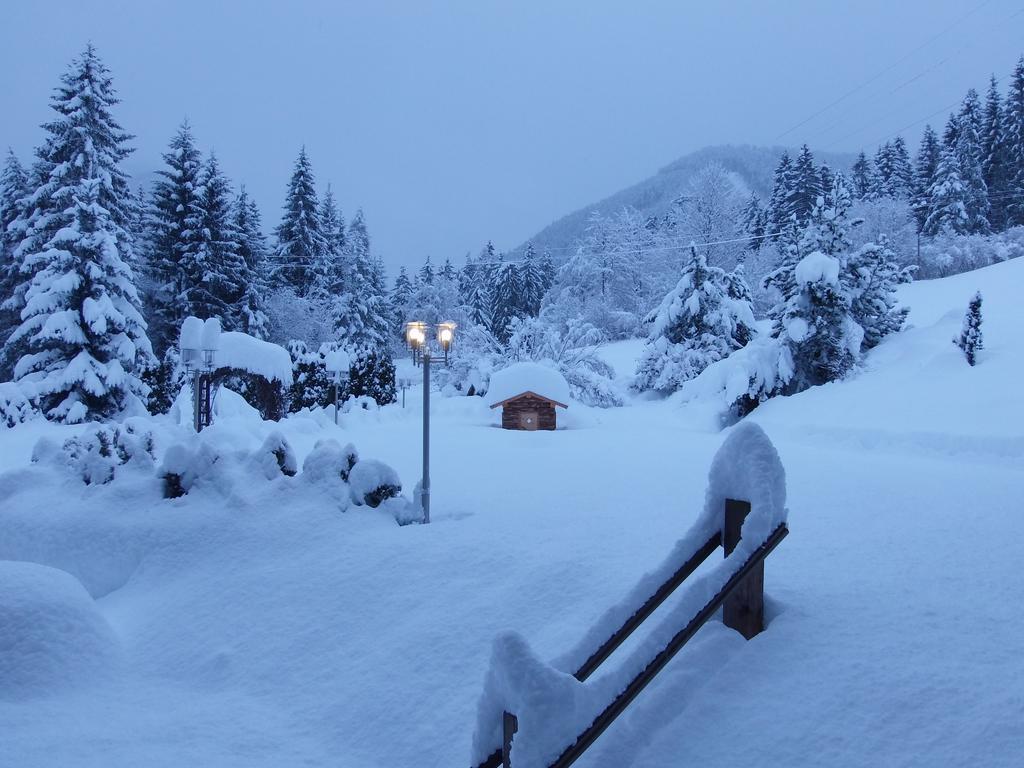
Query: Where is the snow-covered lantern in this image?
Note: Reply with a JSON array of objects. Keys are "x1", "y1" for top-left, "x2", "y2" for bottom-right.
[
  {"x1": 200, "y1": 318, "x2": 221, "y2": 370},
  {"x1": 179, "y1": 316, "x2": 204, "y2": 372},
  {"x1": 437, "y1": 321, "x2": 456, "y2": 362},
  {"x1": 324, "y1": 348, "x2": 352, "y2": 425}
]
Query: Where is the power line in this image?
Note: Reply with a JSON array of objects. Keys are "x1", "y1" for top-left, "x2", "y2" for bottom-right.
[{"x1": 772, "y1": 0, "x2": 995, "y2": 142}]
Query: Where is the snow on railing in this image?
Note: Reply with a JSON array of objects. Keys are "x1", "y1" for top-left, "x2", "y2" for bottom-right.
[{"x1": 470, "y1": 422, "x2": 789, "y2": 768}]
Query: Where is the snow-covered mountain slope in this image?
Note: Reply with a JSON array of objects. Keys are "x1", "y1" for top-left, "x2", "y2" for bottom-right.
[
  {"x1": 512, "y1": 144, "x2": 856, "y2": 259},
  {"x1": 0, "y1": 261, "x2": 1021, "y2": 767}
]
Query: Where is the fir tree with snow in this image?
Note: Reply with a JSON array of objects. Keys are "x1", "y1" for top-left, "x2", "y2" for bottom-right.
[
  {"x1": 923, "y1": 144, "x2": 971, "y2": 236},
  {"x1": 954, "y1": 90, "x2": 991, "y2": 234},
  {"x1": 912, "y1": 125, "x2": 941, "y2": 231},
  {"x1": 954, "y1": 292, "x2": 983, "y2": 366},
  {"x1": 851, "y1": 152, "x2": 872, "y2": 199},
  {"x1": 316, "y1": 185, "x2": 347, "y2": 303},
  {"x1": 390, "y1": 266, "x2": 413, "y2": 330},
  {"x1": 233, "y1": 187, "x2": 270, "y2": 339},
  {"x1": 143, "y1": 121, "x2": 204, "y2": 354},
  {"x1": 334, "y1": 209, "x2": 390, "y2": 351},
  {"x1": 6, "y1": 46, "x2": 152, "y2": 422},
  {"x1": 489, "y1": 259, "x2": 524, "y2": 343},
  {"x1": 633, "y1": 245, "x2": 756, "y2": 394},
  {"x1": 846, "y1": 234, "x2": 912, "y2": 351},
  {"x1": 767, "y1": 151, "x2": 795, "y2": 239},
  {"x1": 519, "y1": 243, "x2": 545, "y2": 316},
  {"x1": 179, "y1": 152, "x2": 247, "y2": 327},
  {"x1": 418, "y1": 255, "x2": 435, "y2": 286},
  {"x1": 0, "y1": 150, "x2": 29, "y2": 379},
  {"x1": 271, "y1": 147, "x2": 326, "y2": 297},
  {"x1": 347, "y1": 347, "x2": 397, "y2": 406},
  {"x1": 981, "y1": 75, "x2": 1011, "y2": 230},
  {"x1": 741, "y1": 194, "x2": 767, "y2": 250},
  {"x1": 1004, "y1": 57, "x2": 1024, "y2": 227}
]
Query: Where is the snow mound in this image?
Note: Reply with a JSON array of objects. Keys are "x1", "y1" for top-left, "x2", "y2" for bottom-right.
[
  {"x1": 0, "y1": 561, "x2": 118, "y2": 700},
  {"x1": 487, "y1": 362, "x2": 571, "y2": 407},
  {"x1": 216, "y1": 331, "x2": 293, "y2": 384},
  {"x1": 349, "y1": 459, "x2": 401, "y2": 507}
]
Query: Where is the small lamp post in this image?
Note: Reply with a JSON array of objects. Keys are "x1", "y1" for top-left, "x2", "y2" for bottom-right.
[
  {"x1": 324, "y1": 348, "x2": 352, "y2": 425},
  {"x1": 398, "y1": 376, "x2": 412, "y2": 408},
  {"x1": 180, "y1": 316, "x2": 219, "y2": 432},
  {"x1": 404, "y1": 320, "x2": 456, "y2": 524}
]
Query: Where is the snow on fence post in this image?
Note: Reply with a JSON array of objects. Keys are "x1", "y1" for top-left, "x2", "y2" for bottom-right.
[{"x1": 723, "y1": 498, "x2": 764, "y2": 639}]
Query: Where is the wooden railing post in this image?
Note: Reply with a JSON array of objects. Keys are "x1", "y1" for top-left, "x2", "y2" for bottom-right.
[
  {"x1": 502, "y1": 712, "x2": 518, "y2": 767},
  {"x1": 722, "y1": 498, "x2": 765, "y2": 639}
]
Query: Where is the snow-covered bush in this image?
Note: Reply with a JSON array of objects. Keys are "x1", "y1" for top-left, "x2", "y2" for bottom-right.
[
  {"x1": 847, "y1": 235, "x2": 913, "y2": 351},
  {"x1": 287, "y1": 340, "x2": 332, "y2": 412},
  {"x1": 348, "y1": 459, "x2": 401, "y2": 508},
  {"x1": 0, "y1": 381, "x2": 37, "y2": 428},
  {"x1": 634, "y1": 247, "x2": 755, "y2": 394},
  {"x1": 955, "y1": 292, "x2": 984, "y2": 366},
  {"x1": 158, "y1": 443, "x2": 222, "y2": 499},
  {"x1": 253, "y1": 431, "x2": 298, "y2": 479},
  {"x1": 347, "y1": 347, "x2": 397, "y2": 406},
  {"x1": 301, "y1": 439, "x2": 358, "y2": 484},
  {"x1": 916, "y1": 226, "x2": 1024, "y2": 278},
  {"x1": 51, "y1": 423, "x2": 155, "y2": 485},
  {"x1": 380, "y1": 495, "x2": 422, "y2": 526}
]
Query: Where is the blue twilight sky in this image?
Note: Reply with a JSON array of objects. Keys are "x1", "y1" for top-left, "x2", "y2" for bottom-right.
[{"x1": 1, "y1": 1, "x2": 1022, "y2": 273}]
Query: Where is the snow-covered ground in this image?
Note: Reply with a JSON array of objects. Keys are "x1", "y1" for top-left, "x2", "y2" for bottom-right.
[{"x1": 1, "y1": 260, "x2": 1022, "y2": 767}]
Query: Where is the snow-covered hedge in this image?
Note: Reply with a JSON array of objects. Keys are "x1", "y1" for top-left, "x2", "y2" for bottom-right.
[{"x1": 33, "y1": 423, "x2": 155, "y2": 485}]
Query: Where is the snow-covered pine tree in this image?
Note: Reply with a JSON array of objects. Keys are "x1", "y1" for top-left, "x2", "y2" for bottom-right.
[
  {"x1": 519, "y1": 242, "x2": 545, "y2": 316},
  {"x1": 271, "y1": 147, "x2": 326, "y2": 296},
  {"x1": 489, "y1": 259, "x2": 523, "y2": 343},
  {"x1": 954, "y1": 291, "x2": 983, "y2": 366},
  {"x1": 847, "y1": 234, "x2": 911, "y2": 350},
  {"x1": 233, "y1": 186, "x2": 270, "y2": 339},
  {"x1": 981, "y1": 75, "x2": 1011, "y2": 231},
  {"x1": 851, "y1": 152, "x2": 873, "y2": 199},
  {"x1": 955, "y1": 89, "x2": 991, "y2": 234},
  {"x1": 0, "y1": 150, "x2": 29, "y2": 378},
  {"x1": 144, "y1": 121, "x2": 204, "y2": 354},
  {"x1": 765, "y1": 174, "x2": 861, "y2": 392},
  {"x1": 912, "y1": 125, "x2": 941, "y2": 231},
  {"x1": 348, "y1": 347, "x2": 396, "y2": 405},
  {"x1": 741, "y1": 194, "x2": 767, "y2": 250},
  {"x1": 335, "y1": 209, "x2": 389, "y2": 350},
  {"x1": 390, "y1": 266, "x2": 413, "y2": 332},
  {"x1": 633, "y1": 245, "x2": 755, "y2": 394},
  {"x1": 316, "y1": 184, "x2": 346, "y2": 303},
  {"x1": 8, "y1": 46, "x2": 152, "y2": 421},
  {"x1": 179, "y1": 152, "x2": 247, "y2": 326},
  {"x1": 767, "y1": 151, "x2": 796, "y2": 239},
  {"x1": 418, "y1": 255, "x2": 434, "y2": 286},
  {"x1": 923, "y1": 143, "x2": 970, "y2": 236},
  {"x1": 790, "y1": 145, "x2": 822, "y2": 226},
  {"x1": 1003, "y1": 57, "x2": 1024, "y2": 227},
  {"x1": 439, "y1": 257, "x2": 457, "y2": 283},
  {"x1": 871, "y1": 141, "x2": 895, "y2": 198},
  {"x1": 539, "y1": 248, "x2": 556, "y2": 294},
  {"x1": 889, "y1": 137, "x2": 914, "y2": 198}
]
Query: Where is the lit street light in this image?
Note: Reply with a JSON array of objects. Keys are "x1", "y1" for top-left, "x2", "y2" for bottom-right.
[{"x1": 405, "y1": 320, "x2": 456, "y2": 524}]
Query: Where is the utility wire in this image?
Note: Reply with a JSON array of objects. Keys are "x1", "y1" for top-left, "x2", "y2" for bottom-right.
[{"x1": 773, "y1": 0, "x2": 994, "y2": 142}]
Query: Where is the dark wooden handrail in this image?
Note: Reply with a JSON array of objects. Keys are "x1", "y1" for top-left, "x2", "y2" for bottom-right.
[
  {"x1": 573, "y1": 532, "x2": 720, "y2": 682},
  {"x1": 544, "y1": 523, "x2": 788, "y2": 768}
]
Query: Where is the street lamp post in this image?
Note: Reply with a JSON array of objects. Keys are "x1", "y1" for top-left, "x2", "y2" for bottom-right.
[
  {"x1": 405, "y1": 321, "x2": 456, "y2": 524},
  {"x1": 398, "y1": 377, "x2": 412, "y2": 408},
  {"x1": 325, "y1": 348, "x2": 352, "y2": 425}
]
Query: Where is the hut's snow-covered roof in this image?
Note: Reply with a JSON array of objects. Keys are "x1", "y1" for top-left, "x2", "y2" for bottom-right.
[{"x1": 487, "y1": 362, "x2": 570, "y2": 408}]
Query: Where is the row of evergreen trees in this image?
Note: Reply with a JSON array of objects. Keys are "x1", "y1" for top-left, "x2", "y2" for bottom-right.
[
  {"x1": 745, "y1": 57, "x2": 1024, "y2": 243},
  {"x1": 0, "y1": 45, "x2": 397, "y2": 421}
]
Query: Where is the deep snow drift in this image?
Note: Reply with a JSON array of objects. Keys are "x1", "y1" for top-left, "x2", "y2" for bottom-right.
[{"x1": 1, "y1": 259, "x2": 1022, "y2": 767}]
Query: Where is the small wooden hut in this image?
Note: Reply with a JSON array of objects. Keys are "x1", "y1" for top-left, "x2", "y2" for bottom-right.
[{"x1": 487, "y1": 363, "x2": 569, "y2": 431}]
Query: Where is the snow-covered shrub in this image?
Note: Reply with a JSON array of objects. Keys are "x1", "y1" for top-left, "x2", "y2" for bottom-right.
[
  {"x1": 380, "y1": 495, "x2": 423, "y2": 526},
  {"x1": 287, "y1": 340, "x2": 332, "y2": 412},
  {"x1": 142, "y1": 348, "x2": 186, "y2": 415},
  {"x1": 634, "y1": 247, "x2": 755, "y2": 394},
  {"x1": 55, "y1": 423, "x2": 155, "y2": 485},
  {"x1": 917, "y1": 226, "x2": 1024, "y2": 278},
  {"x1": 955, "y1": 292, "x2": 984, "y2": 366},
  {"x1": 847, "y1": 235, "x2": 913, "y2": 351},
  {"x1": 213, "y1": 368, "x2": 287, "y2": 421},
  {"x1": 301, "y1": 439, "x2": 358, "y2": 484},
  {"x1": 0, "y1": 381, "x2": 38, "y2": 428},
  {"x1": 158, "y1": 443, "x2": 221, "y2": 499},
  {"x1": 347, "y1": 348, "x2": 397, "y2": 406},
  {"x1": 348, "y1": 459, "x2": 401, "y2": 508},
  {"x1": 253, "y1": 431, "x2": 298, "y2": 479}
]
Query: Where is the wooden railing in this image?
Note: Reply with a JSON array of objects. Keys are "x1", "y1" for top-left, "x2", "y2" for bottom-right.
[{"x1": 473, "y1": 498, "x2": 788, "y2": 768}]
